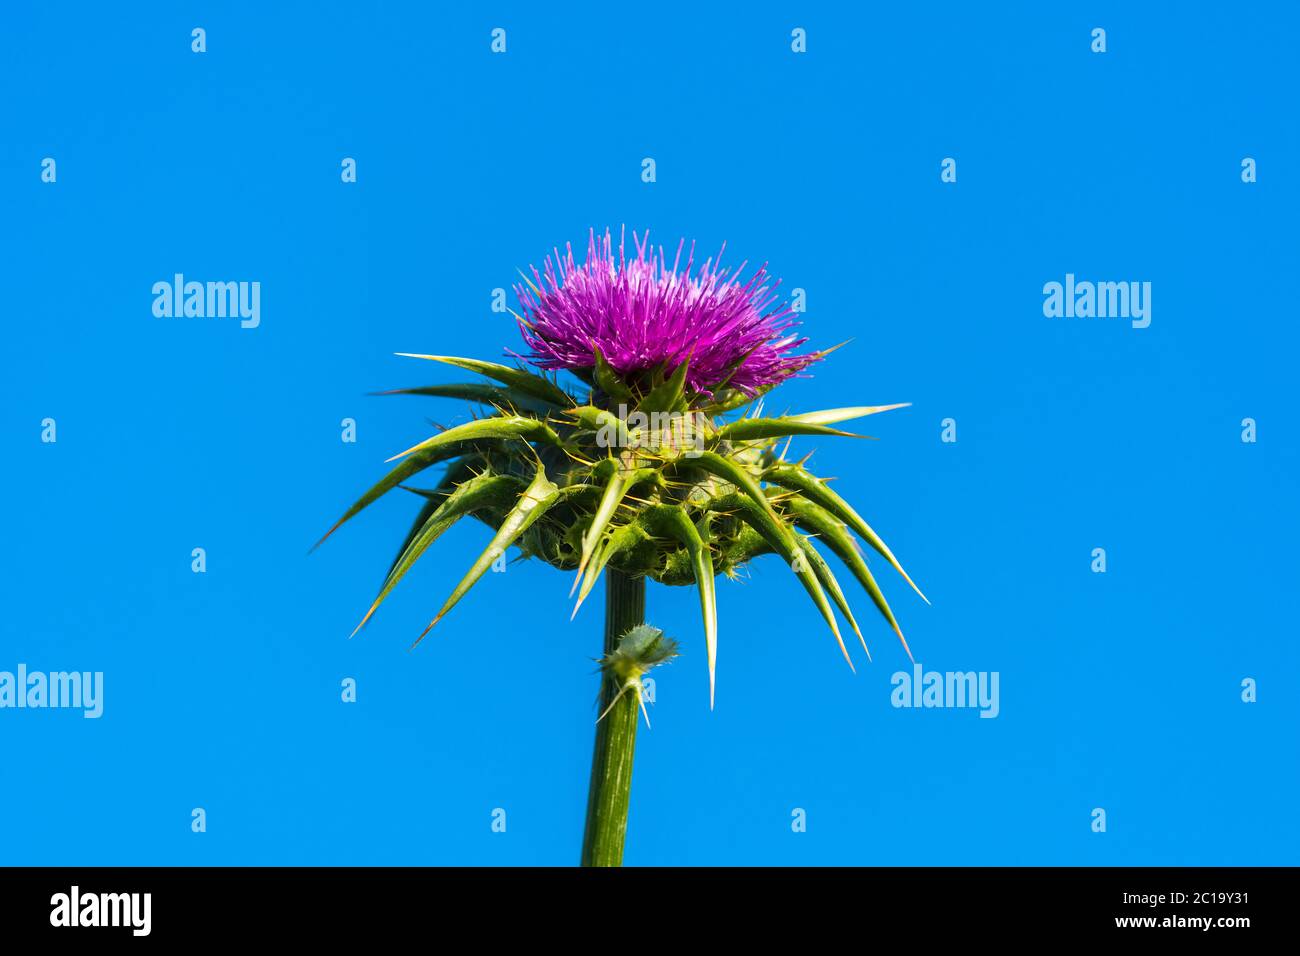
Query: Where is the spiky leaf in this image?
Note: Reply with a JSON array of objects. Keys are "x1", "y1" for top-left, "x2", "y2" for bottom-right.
[
  {"x1": 316, "y1": 438, "x2": 500, "y2": 547},
  {"x1": 394, "y1": 353, "x2": 573, "y2": 407},
  {"x1": 784, "y1": 404, "x2": 910, "y2": 426},
  {"x1": 705, "y1": 492, "x2": 849, "y2": 665},
  {"x1": 688, "y1": 452, "x2": 785, "y2": 531},
  {"x1": 712, "y1": 417, "x2": 868, "y2": 444},
  {"x1": 592, "y1": 346, "x2": 634, "y2": 402},
  {"x1": 575, "y1": 468, "x2": 656, "y2": 586},
  {"x1": 385, "y1": 415, "x2": 562, "y2": 464},
  {"x1": 417, "y1": 464, "x2": 561, "y2": 641},
  {"x1": 780, "y1": 494, "x2": 912, "y2": 660},
  {"x1": 642, "y1": 505, "x2": 719, "y2": 706},
  {"x1": 572, "y1": 522, "x2": 650, "y2": 618},
  {"x1": 565, "y1": 406, "x2": 634, "y2": 447},
  {"x1": 354, "y1": 473, "x2": 527, "y2": 635},
  {"x1": 792, "y1": 532, "x2": 867, "y2": 661},
  {"x1": 639, "y1": 357, "x2": 691, "y2": 414},
  {"x1": 765, "y1": 461, "x2": 927, "y2": 603},
  {"x1": 373, "y1": 383, "x2": 558, "y2": 415}
]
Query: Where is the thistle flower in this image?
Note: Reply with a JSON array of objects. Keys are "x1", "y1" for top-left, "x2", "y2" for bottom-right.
[
  {"x1": 319, "y1": 229, "x2": 927, "y2": 866},
  {"x1": 514, "y1": 228, "x2": 820, "y2": 397}
]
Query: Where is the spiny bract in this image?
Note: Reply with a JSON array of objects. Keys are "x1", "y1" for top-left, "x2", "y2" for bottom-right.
[{"x1": 319, "y1": 231, "x2": 926, "y2": 705}]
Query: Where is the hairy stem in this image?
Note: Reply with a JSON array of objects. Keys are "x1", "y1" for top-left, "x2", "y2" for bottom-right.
[{"x1": 580, "y1": 568, "x2": 645, "y2": 866}]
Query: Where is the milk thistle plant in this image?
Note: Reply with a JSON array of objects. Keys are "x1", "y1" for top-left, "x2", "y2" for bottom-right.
[{"x1": 319, "y1": 228, "x2": 926, "y2": 866}]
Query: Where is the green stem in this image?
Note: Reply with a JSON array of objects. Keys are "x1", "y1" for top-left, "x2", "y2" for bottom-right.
[{"x1": 580, "y1": 568, "x2": 645, "y2": 866}]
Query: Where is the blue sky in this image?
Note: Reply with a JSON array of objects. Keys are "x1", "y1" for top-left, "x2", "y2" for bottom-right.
[{"x1": 1, "y1": 2, "x2": 1296, "y2": 865}]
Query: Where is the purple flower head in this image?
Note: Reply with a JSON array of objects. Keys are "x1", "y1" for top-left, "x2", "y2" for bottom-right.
[{"x1": 513, "y1": 228, "x2": 821, "y2": 396}]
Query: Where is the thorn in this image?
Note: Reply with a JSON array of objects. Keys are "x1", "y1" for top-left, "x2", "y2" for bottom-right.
[
  {"x1": 385, "y1": 441, "x2": 424, "y2": 463},
  {"x1": 893, "y1": 621, "x2": 915, "y2": 663},
  {"x1": 852, "y1": 623, "x2": 873, "y2": 663},
  {"x1": 816, "y1": 339, "x2": 853, "y2": 358},
  {"x1": 410, "y1": 615, "x2": 440, "y2": 649},
  {"x1": 571, "y1": 580, "x2": 594, "y2": 619},
  {"x1": 637, "y1": 687, "x2": 652, "y2": 728},
  {"x1": 821, "y1": 610, "x2": 854, "y2": 672},
  {"x1": 596, "y1": 682, "x2": 630, "y2": 723},
  {"x1": 905, "y1": 573, "x2": 931, "y2": 605},
  {"x1": 349, "y1": 604, "x2": 378, "y2": 639}
]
